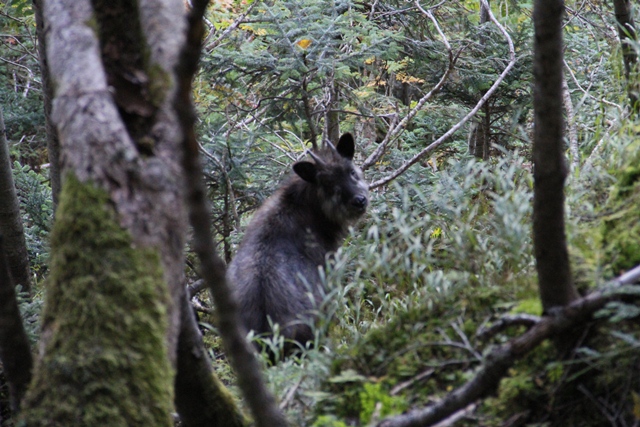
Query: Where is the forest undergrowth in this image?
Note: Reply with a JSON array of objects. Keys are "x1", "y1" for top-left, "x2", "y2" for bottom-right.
[{"x1": 209, "y1": 121, "x2": 640, "y2": 426}]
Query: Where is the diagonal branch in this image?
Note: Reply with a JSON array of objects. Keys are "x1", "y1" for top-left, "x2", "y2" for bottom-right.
[
  {"x1": 368, "y1": 0, "x2": 516, "y2": 188},
  {"x1": 377, "y1": 265, "x2": 640, "y2": 427},
  {"x1": 362, "y1": 1, "x2": 454, "y2": 171},
  {"x1": 174, "y1": 1, "x2": 289, "y2": 426},
  {"x1": 204, "y1": 0, "x2": 258, "y2": 52}
]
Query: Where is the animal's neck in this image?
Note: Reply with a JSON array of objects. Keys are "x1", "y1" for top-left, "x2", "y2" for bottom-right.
[{"x1": 281, "y1": 178, "x2": 347, "y2": 246}]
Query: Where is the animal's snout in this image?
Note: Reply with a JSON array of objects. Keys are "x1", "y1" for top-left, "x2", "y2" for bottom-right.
[{"x1": 351, "y1": 195, "x2": 368, "y2": 211}]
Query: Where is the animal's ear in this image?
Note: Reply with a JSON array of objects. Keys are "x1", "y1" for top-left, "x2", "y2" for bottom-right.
[
  {"x1": 336, "y1": 133, "x2": 355, "y2": 160},
  {"x1": 293, "y1": 161, "x2": 318, "y2": 183}
]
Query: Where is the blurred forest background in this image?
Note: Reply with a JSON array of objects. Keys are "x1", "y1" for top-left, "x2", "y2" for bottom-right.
[{"x1": 1, "y1": 0, "x2": 640, "y2": 426}]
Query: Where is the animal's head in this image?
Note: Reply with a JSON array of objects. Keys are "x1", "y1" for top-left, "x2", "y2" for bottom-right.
[{"x1": 293, "y1": 133, "x2": 369, "y2": 223}]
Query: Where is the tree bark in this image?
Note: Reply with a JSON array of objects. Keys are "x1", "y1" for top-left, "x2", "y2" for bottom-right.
[
  {"x1": 0, "y1": 235, "x2": 33, "y2": 414},
  {"x1": 175, "y1": 293, "x2": 247, "y2": 427},
  {"x1": 532, "y1": 0, "x2": 579, "y2": 312},
  {"x1": 325, "y1": 73, "x2": 341, "y2": 145},
  {"x1": 39, "y1": 0, "x2": 187, "y2": 362},
  {"x1": 32, "y1": 0, "x2": 61, "y2": 211},
  {"x1": 612, "y1": 0, "x2": 639, "y2": 114},
  {"x1": 20, "y1": 0, "x2": 196, "y2": 424},
  {"x1": 0, "y1": 108, "x2": 31, "y2": 295}
]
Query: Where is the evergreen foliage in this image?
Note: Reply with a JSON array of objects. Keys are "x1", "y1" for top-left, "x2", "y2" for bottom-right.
[{"x1": 2, "y1": 0, "x2": 640, "y2": 426}]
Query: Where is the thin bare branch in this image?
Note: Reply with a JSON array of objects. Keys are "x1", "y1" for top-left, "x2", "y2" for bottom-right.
[
  {"x1": 562, "y1": 76, "x2": 579, "y2": 172},
  {"x1": 563, "y1": 59, "x2": 622, "y2": 112},
  {"x1": 205, "y1": 1, "x2": 258, "y2": 51},
  {"x1": 362, "y1": 1, "x2": 453, "y2": 170},
  {"x1": 476, "y1": 314, "x2": 541, "y2": 341},
  {"x1": 368, "y1": 0, "x2": 516, "y2": 188}
]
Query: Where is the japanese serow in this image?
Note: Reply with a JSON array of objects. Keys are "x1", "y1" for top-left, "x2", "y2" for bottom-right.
[{"x1": 227, "y1": 133, "x2": 369, "y2": 353}]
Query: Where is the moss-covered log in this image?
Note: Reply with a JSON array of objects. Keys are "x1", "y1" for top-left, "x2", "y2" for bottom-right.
[{"x1": 20, "y1": 175, "x2": 174, "y2": 426}]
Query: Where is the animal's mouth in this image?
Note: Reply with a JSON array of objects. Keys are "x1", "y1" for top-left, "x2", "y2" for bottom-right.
[{"x1": 351, "y1": 195, "x2": 368, "y2": 214}]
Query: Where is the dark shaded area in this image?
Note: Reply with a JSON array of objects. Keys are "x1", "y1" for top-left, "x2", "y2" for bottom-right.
[
  {"x1": 612, "y1": 0, "x2": 639, "y2": 113},
  {"x1": 0, "y1": 235, "x2": 33, "y2": 415}
]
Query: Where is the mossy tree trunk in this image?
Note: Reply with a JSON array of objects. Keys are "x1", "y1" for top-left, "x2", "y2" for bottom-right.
[{"x1": 20, "y1": 0, "x2": 245, "y2": 425}]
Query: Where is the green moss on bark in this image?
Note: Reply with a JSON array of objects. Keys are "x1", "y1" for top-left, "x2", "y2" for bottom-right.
[
  {"x1": 20, "y1": 174, "x2": 174, "y2": 426},
  {"x1": 602, "y1": 142, "x2": 640, "y2": 275}
]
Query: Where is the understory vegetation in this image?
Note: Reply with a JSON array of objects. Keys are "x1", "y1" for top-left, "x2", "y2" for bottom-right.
[
  {"x1": 2, "y1": 0, "x2": 640, "y2": 425},
  {"x1": 246, "y1": 129, "x2": 640, "y2": 426}
]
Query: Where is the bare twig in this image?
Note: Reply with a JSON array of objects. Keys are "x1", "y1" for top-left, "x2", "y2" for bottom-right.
[
  {"x1": 451, "y1": 319, "x2": 482, "y2": 361},
  {"x1": 174, "y1": 1, "x2": 289, "y2": 426},
  {"x1": 205, "y1": 1, "x2": 258, "y2": 51},
  {"x1": 431, "y1": 404, "x2": 476, "y2": 427},
  {"x1": 390, "y1": 369, "x2": 435, "y2": 395},
  {"x1": 362, "y1": 1, "x2": 453, "y2": 171},
  {"x1": 368, "y1": 0, "x2": 516, "y2": 188},
  {"x1": 562, "y1": 76, "x2": 579, "y2": 172},
  {"x1": 279, "y1": 375, "x2": 305, "y2": 410},
  {"x1": 563, "y1": 59, "x2": 622, "y2": 112}
]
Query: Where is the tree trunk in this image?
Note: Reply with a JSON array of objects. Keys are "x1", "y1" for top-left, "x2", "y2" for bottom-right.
[
  {"x1": 612, "y1": 0, "x2": 639, "y2": 114},
  {"x1": 471, "y1": 0, "x2": 491, "y2": 160},
  {"x1": 176, "y1": 1, "x2": 288, "y2": 425},
  {"x1": 0, "y1": 108, "x2": 31, "y2": 295},
  {"x1": 532, "y1": 0, "x2": 579, "y2": 312},
  {"x1": 19, "y1": 0, "x2": 243, "y2": 424},
  {"x1": 32, "y1": 0, "x2": 61, "y2": 211},
  {"x1": 174, "y1": 293, "x2": 246, "y2": 427}
]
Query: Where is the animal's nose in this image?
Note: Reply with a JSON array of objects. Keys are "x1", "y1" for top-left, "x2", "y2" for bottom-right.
[{"x1": 352, "y1": 195, "x2": 368, "y2": 210}]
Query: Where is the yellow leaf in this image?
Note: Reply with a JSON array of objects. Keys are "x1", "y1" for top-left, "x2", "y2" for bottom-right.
[{"x1": 296, "y1": 39, "x2": 312, "y2": 49}]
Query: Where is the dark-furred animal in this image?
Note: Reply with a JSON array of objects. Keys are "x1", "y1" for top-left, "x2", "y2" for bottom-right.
[{"x1": 227, "y1": 133, "x2": 369, "y2": 351}]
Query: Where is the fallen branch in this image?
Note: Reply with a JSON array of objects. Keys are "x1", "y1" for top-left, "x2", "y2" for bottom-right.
[
  {"x1": 368, "y1": 0, "x2": 516, "y2": 189},
  {"x1": 377, "y1": 264, "x2": 640, "y2": 427},
  {"x1": 476, "y1": 314, "x2": 541, "y2": 342}
]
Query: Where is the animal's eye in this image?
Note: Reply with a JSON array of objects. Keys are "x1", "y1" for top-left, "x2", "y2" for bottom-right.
[{"x1": 350, "y1": 169, "x2": 358, "y2": 178}]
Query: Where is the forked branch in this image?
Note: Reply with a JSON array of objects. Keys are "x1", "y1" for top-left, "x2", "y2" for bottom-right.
[
  {"x1": 367, "y1": 0, "x2": 516, "y2": 189},
  {"x1": 362, "y1": 1, "x2": 454, "y2": 171}
]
